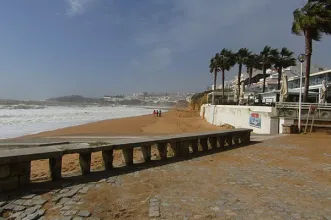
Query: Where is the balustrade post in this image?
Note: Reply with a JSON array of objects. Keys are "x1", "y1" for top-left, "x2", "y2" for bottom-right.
[
  {"x1": 180, "y1": 141, "x2": 190, "y2": 156},
  {"x1": 157, "y1": 143, "x2": 167, "y2": 160},
  {"x1": 200, "y1": 138, "x2": 208, "y2": 152},
  {"x1": 102, "y1": 150, "x2": 114, "y2": 170},
  {"x1": 189, "y1": 139, "x2": 199, "y2": 153},
  {"x1": 141, "y1": 145, "x2": 152, "y2": 162},
  {"x1": 217, "y1": 136, "x2": 225, "y2": 149},
  {"x1": 79, "y1": 152, "x2": 91, "y2": 174},
  {"x1": 49, "y1": 157, "x2": 62, "y2": 181},
  {"x1": 122, "y1": 148, "x2": 134, "y2": 166},
  {"x1": 209, "y1": 137, "x2": 217, "y2": 149},
  {"x1": 225, "y1": 134, "x2": 233, "y2": 147}
]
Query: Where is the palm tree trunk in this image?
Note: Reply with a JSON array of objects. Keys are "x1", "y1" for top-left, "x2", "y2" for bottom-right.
[
  {"x1": 222, "y1": 69, "x2": 225, "y2": 104},
  {"x1": 249, "y1": 68, "x2": 253, "y2": 85},
  {"x1": 237, "y1": 63, "x2": 242, "y2": 104},
  {"x1": 277, "y1": 67, "x2": 282, "y2": 90},
  {"x1": 262, "y1": 63, "x2": 266, "y2": 93},
  {"x1": 212, "y1": 70, "x2": 217, "y2": 104},
  {"x1": 304, "y1": 31, "x2": 312, "y2": 103},
  {"x1": 276, "y1": 67, "x2": 282, "y2": 102}
]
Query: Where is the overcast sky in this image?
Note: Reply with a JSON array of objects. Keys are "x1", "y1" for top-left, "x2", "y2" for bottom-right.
[{"x1": 0, "y1": 0, "x2": 331, "y2": 100}]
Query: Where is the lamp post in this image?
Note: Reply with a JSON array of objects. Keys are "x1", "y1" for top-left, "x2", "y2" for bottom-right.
[{"x1": 298, "y1": 54, "x2": 306, "y2": 132}]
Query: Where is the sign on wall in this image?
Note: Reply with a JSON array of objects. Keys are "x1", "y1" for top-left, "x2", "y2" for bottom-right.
[{"x1": 249, "y1": 112, "x2": 261, "y2": 128}]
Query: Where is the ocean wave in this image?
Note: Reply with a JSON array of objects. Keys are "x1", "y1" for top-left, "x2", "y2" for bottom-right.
[
  {"x1": 0, "y1": 104, "x2": 46, "y2": 110},
  {"x1": 0, "y1": 106, "x2": 157, "y2": 139}
]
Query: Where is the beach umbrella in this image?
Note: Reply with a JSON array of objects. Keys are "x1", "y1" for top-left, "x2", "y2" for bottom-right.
[
  {"x1": 320, "y1": 80, "x2": 327, "y2": 103},
  {"x1": 280, "y1": 73, "x2": 288, "y2": 102}
]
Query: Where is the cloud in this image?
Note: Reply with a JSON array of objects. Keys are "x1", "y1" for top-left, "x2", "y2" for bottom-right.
[
  {"x1": 130, "y1": 48, "x2": 172, "y2": 73},
  {"x1": 128, "y1": 0, "x2": 275, "y2": 73},
  {"x1": 65, "y1": 0, "x2": 94, "y2": 16}
]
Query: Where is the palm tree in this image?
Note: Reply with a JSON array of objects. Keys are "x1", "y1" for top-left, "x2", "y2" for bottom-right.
[
  {"x1": 216, "y1": 49, "x2": 236, "y2": 103},
  {"x1": 244, "y1": 54, "x2": 261, "y2": 86},
  {"x1": 270, "y1": 48, "x2": 296, "y2": 91},
  {"x1": 235, "y1": 48, "x2": 251, "y2": 99},
  {"x1": 259, "y1": 46, "x2": 277, "y2": 93},
  {"x1": 292, "y1": 1, "x2": 331, "y2": 102},
  {"x1": 209, "y1": 53, "x2": 220, "y2": 104}
]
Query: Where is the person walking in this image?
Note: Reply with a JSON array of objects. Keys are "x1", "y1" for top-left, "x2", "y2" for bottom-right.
[
  {"x1": 156, "y1": 110, "x2": 159, "y2": 117},
  {"x1": 159, "y1": 109, "x2": 162, "y2": 117},
  {"x1": 153, "y1": 109, "x2": 156, "y2": 117}
]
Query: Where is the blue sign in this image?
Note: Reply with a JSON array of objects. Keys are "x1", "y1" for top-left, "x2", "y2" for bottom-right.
[{"x1": 249, "y1": 112, "x2": 261, "y2": 128}]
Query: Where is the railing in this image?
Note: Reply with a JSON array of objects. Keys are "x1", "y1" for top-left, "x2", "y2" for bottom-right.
[
  {"x1": 276, "y1": 102, "x2": 331, "y2": 120},
  {"x1": 0, "y1": 129, "x2": 252, "y2": 193}
]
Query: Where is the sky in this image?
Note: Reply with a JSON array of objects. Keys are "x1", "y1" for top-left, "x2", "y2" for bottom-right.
[{"x1": 1, "y1": 0, "x2": 331, "y2": 100}]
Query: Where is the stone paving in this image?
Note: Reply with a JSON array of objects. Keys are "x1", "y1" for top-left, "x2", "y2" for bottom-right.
[{"x1": 1, "y1": 134, "x2": 331, "y2": 219}]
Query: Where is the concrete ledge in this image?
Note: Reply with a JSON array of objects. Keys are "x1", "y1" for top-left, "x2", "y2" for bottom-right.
[{"x1": 0, "y1": 129, "x2": 252, "y2": 192}]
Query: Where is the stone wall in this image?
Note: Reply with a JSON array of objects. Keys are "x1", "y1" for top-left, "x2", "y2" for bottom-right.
[
  {"x1": 0, "y1": 129, "x2": 252, "y2": 193},
  {"x1": 0, "y1": 162, "x2": 31, "y2": 192}
]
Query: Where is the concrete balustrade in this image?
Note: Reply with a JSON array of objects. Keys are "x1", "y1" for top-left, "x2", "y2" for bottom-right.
[{"x1": 0, "y1": 129, "x2": 252, "y2": 193}]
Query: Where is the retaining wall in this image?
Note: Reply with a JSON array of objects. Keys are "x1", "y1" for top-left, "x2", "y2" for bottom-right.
[
  {"x1": 201, "y1": 104, "x2": 278, "y2": 134},
  {"x1": 0, "y1": 129, "x2": 252, "y2": 193}
]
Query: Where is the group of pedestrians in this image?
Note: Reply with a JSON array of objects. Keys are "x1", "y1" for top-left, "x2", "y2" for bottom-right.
[{"x1": 153, "y1": 109, "x2": 162, "y2": 117}]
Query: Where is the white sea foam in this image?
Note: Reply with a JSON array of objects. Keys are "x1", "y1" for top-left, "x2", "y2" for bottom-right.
[{"x1": 0, "y1": 105, "x2": 157, "y2": 139}]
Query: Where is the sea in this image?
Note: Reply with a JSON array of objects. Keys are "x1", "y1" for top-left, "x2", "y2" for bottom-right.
[{"x1": 0, "y1": 104, "x2": 166, "y2": 139}]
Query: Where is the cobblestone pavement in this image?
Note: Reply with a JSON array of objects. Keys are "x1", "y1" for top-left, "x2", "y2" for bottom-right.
[{"x1": 1, "y1": 134, "x2": 331, "y2": 219}]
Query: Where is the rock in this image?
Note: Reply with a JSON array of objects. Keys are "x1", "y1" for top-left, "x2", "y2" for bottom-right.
[
  {"x1": 73, "y1": 217, "x2": 84, "y2": 220},
  {"x1": 50, "y1": 204, "x2": 63, "y2": 210},
  {"x1": 64, "y1": 201, "x2": 77, "y2": 206},
  {"x1": 13, "y1": 205, "x2": 26, "y2": 211},
  {"x1": 78, "y1": 187, "x2": 89, "y2": 194},
  {"x1": 3, "y1": 203, "x2": 16, "y2": 210},
  {"x1": 86, "y1": 218, "x2": 101, "y2": 220},
  {"x1": 32, "y1": 199, "x2": 47, "y2": 206},
  {"x1": 22, "y1": 210, "x2": 42, "y2": 220},
  {"x1": 291, "y1": 213, "x2": 302, "y2": 219},
  {"x1": 22, "y1": 194, "x2": 36, "y2": 199},
  {"x1": 0, "y1": 202, "x2": 6, "y2": 207},
  {"x1": 98, "y1": 178, "x2": 106, "y2": 183},
  {"x1": 24, "y1": 206, "x2": 41, "y2": 216},
  {"x1": 224, "y1": 210, "x2": 237, "y2": 217},
  {"x1": 13, "y1": 199, "x2": 26, "y2": 206},
  {"x1": 60, "y1": 206, "x2": 72, "y2": 211},
  {"x1": 150, "y1": 198, "x2": 159, "y2": 203},
  {"x1": 71, "y1": 197, "x2": 81, "y2": 202},
  {"x1": 8, "y1": 211, "x2": 24, "y2": 220},
  {"x1": 210, "y1": 207, "x2": 220, "y2": 212},
  {"x1": 59, "y1": 188, "x2": 70, "y2": 194},
  {"x1": 149, "y1": 206, "x2": 159, "y2": 211},
  {"x1": 64, "y1": 189, "x2": 79, "y2": 198},
  {"x1": 23, "y1": 200, "x2": 34, "y2": 207},
  {"x1": 57, "y1": 197, "x2": 70, "y2": 205},
  {"x1": 149, "y1": 210, "x2": 160, "y2": 218},
  {"x1": 106, "y1": 177, "x2": 117, "y2": 183},
  {"x1": 77, "y1": 210, "x2": 91, "y2": 217},
  {"x1": 63, "y1": 210, "x2": 77, "y2": 216},
  {"x1": 58, "y1": 217, "x2": 72, "y2": 220},
  {"x1": 38, "y1": 209, "x2": 45, "y2": 216},
  {"x1": 52, "y1": 195, "x2": 64, "y2": 203}
]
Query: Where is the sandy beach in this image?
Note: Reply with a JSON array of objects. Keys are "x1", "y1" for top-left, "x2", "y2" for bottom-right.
[
  {"x1": 23, "y1": 108, "x2": 229, "y2": 180},
  {"x1": 21, "y1": 108, "x2": 225, "y2": 139}
]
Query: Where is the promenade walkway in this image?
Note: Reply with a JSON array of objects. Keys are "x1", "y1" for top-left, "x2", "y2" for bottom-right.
[{"x1": 1, "y1": 133, "x2": 331, "y2": 219}]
